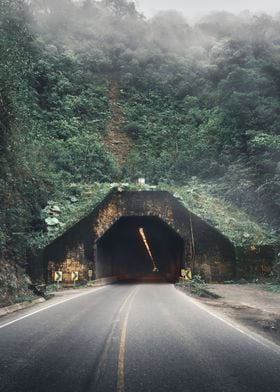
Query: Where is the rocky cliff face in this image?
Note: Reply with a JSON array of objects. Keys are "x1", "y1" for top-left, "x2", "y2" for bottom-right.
[{"x1": 0, "y1": 259, "x2": 34, "y2": 308}]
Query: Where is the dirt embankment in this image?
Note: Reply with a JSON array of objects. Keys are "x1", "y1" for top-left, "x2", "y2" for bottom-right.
[
  {"x1": 197, "y1": 284, "x2": 280, "y2": 346},
  {"x1": 103, "y1": 79, "x2": 132, "y2": 166}
]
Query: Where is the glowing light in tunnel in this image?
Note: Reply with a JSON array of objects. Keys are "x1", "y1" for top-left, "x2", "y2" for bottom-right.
[{"x1": 139, "y1": 227, "x2": 159, "y2": 272}]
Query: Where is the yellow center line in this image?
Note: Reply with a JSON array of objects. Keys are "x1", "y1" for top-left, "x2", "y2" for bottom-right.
[
  {"x1": 117, "y1": 287, "x2": 139, "y2": 392},
  {"x1": 93, "y1": 287, "x2": 138, "y2": 387}
]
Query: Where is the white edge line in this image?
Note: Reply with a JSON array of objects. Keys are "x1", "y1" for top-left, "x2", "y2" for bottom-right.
[
  {"x1": 176, "y1": 288, "x2": 280, "y2": 356},
  {"x1": 0, "y1": 286, "x2": 106, "y2": 330}
]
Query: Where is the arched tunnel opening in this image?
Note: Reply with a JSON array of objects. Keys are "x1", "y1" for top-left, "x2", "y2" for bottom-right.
[
  {"x1": 40, "y1": 190, "x2": 237, "y2": 285},
  {"x1": 95, "y1": 216, "x2": 184, "y2": 282}
]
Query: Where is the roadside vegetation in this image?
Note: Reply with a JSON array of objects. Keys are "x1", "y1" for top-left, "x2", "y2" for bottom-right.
[
  {"x1": 0, "y1": 0, "x2": 279, "y2": 285},
  {"x1": 176, "y1": 275, "x2": 221, "y2": 299}
]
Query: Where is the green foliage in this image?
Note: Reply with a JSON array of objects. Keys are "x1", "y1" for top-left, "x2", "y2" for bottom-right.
[
  {"x1": 0, "y1": 0, "x2": 280, "y2": 272},
  {"x1": 266, "y1": 283, "x2": 280, "y2": 293},
  {"x1": 161, "y1": 179, "x2": 277, "y2": 246},
  {"x1": 273, "y1": 251, "x2": 280, "y2": 282},
  {"x1": 29, "y1": 183, "x2": 112, "y2": 250},
  {"x1": 0, "y1": 259, "x2": 34, "y2": 307},
  {"x1": 101, "y1": 0, "x2": 139, "y2": 18},
  {"x1": 176, "y1": 275, "x2": 220, "y2": 298}
]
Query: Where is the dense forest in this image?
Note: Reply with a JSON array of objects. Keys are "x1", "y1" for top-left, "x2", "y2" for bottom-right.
[{"x1": 0, "y1": 0, "x2": 279, "y2": 273}]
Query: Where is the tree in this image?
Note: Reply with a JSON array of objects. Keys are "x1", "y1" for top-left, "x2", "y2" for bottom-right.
[{"x1": 102, "y1": 0, "x2": 138, "y2": 18}]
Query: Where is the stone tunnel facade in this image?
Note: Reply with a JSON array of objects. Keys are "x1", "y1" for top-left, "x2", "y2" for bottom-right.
[{"x1": 40, "y1": 190, "x2": 236, "y2": 284}]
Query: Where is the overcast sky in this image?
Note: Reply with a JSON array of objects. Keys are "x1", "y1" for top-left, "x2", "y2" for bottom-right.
[{"x1": 135, "y1": 0, "x2": 280, "y2": 17}]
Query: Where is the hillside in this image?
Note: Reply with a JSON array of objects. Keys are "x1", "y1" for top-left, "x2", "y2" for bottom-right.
[
  {"x1": 0, "y1": 0, "x2": 280, "y2": 290},
  {"x1": 28, "y1": 180, "x2": 276, "y2": 251}
]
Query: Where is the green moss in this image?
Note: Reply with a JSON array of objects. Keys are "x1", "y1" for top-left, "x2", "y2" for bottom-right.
[
  {"x1": 160, "y1": 179, "x2": 277, "y2": 247},
  {"x1": 30, "y1": 179, "x2": 277, "y2": 253}
]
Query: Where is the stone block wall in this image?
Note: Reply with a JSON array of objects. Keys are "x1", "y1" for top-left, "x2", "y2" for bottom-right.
[
  {"x1": 41, "y1": 190, "x2": 237, "y2": 284},
  {"x1": 93, "y1": 191, "x2": 189, "y2": 241},
  {"x1": 43, "y1": 213, "x2": 94, "y2": 285},
  {"x1": 236, "y1": 246, "x2": 274, "y2": 279},
  {"x1": 48, "y1": 245, "x2": 90, "y2": 284}
]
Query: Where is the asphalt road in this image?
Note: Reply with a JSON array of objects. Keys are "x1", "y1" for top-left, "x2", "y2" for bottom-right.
[{"x1": 1, "y1": 283, "x2": 280, "y2": 392}]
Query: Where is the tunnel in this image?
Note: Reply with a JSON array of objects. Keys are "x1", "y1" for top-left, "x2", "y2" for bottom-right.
[
  {"x1": 41, "y1": 190, "x2": 237, "y2": 284},
  {"x1": 95, "y1": 216, "x2": 184, "y2": 282}
]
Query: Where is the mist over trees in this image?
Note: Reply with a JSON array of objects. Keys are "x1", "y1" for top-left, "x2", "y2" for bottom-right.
[{"x1": 1, "y1": 0, "x2": 279, "y2": 264}]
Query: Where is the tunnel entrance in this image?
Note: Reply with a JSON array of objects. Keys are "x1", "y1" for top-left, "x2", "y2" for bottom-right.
[
  {"x1": 41, "y1": 190, "x2": 237, "y2": 285},
  {"x1": 96, "y1": 216, "x2": 184, "y2": 282}
]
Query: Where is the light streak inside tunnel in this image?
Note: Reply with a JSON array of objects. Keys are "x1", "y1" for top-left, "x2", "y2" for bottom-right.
[{"x1": 138, "y1": 227, "x2": 159, "y2": 272}]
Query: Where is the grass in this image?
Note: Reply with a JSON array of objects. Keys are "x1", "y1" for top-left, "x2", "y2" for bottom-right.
[
  {"x1": 162, "y1": 179, "x2": 277, "y2": 247},
  {"x1": 15, "y1": 294, "x2": 37, "y2": 304},
  {"x1": 266, "y1": 283, "x2": 280, "y2": 294},
  {"x1": 175, "y1": 275, "x2": 221, "y2": 299},
  {"x1": 29, "y1": 178, "x2": 277, "y2": 253}
]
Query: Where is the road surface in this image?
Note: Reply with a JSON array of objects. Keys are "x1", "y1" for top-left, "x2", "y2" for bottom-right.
[{"x1": 1, "y1": 283, "x2": 280, "y2": 392}]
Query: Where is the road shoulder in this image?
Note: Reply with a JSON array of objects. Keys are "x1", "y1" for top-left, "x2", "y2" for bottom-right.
[
  {"x1": 0, "y1": 297, "x2": 46, "y2": 317},
  {"x1": 177, "y1": 283, "x2": 280, "y2": 346}
]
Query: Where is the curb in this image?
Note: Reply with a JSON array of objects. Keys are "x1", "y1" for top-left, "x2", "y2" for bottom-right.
[{"x1": 0, "y1": 297, "x2": 46, "y2": 318}]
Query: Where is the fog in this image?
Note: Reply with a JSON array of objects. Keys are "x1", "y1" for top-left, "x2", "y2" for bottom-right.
[
  {"x1": 136, "y1": 0, "x2": 280, "y2": 17},
  {"x1": 3, "y1": 0, "x2": 278, "y2": 229},
  {"x1": 28, "y1": 0, "x2": 280, "y2": 60}
]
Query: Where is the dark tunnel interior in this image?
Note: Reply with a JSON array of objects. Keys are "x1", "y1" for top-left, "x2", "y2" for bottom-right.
[{"x1": 96, "y1": 216, "x2": 184, "y2": 281}]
